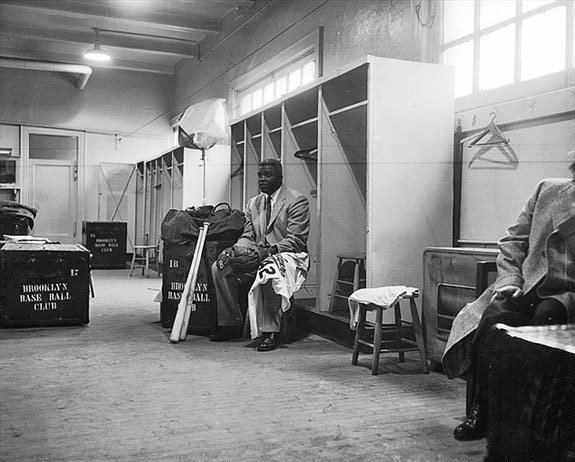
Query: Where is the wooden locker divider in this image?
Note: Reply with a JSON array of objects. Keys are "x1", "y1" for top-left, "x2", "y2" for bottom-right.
[{"x1": 227, "y1": 56, "x2": 454, "y2": 317}]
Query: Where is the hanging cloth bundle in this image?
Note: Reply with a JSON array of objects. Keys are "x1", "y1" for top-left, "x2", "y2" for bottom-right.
[{"x1": 176, "y1": 98, "x2": 228, "y2": 151}]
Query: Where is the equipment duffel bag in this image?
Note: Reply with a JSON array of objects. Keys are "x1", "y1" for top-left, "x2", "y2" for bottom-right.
[{"x1": 161, "y1": 202, "x2": 245, "y2": 244}]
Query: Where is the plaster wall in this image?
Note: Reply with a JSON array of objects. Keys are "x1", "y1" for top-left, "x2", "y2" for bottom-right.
[
  {"x1": 0, "y1": 66, "x2": 173, "y2": 137},
  {"x1": 0, "y1": 66, "x2": 174, "y2": 249},
  {"x1": 173, "y1": 0, "x2": 418, "y2": 115}
]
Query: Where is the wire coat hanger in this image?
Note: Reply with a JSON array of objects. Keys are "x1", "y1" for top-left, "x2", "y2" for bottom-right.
[{"x1": 466, "y1": 112, "x2": 510, "y2": 147}]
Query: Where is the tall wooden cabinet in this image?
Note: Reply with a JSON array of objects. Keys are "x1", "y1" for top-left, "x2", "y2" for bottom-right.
[{"x1": 230, "y1": 56, "x2": 454, "y2": 319}]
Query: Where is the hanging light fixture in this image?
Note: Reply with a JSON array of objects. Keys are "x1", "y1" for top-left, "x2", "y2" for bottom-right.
[{"x1": 84, "y1": 28, "x2": 111, "y2": 62}]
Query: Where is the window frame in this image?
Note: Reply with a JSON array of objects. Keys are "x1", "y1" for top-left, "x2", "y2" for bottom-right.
[
  {"x1": 439, "y1": 0, "x2": 574, "y2": 112},
  {"x1": 229, "y1": 28, "x2": 323, "y2": 119}
]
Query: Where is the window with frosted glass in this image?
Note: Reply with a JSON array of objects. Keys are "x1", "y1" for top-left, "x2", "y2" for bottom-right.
[
  {"x1": 443, "y1": 41, "x2": 473, "y2": 97},
  {"x1": 480, "y1": 0, "x2": 516, "y2": 28},
  {"x1": 479, "y1": 25, "x2": 515, "y2": 91},
  {"x1": 241, "y1": 94, "x2": 252, "y2": 115},
  {"x1": 263, "y1": 83, "x2": 275, "y2": 105},
  {"x1": 29, "y1": 134, "x2": 77, "y2": 160},
  {"x1": 523, "y1": 0, "x2": 555, "y2": 13},
  {"x1": 443, "y1": 0, "x2": 474, "y2": 43},
  {"x1": 288, "y1": 69, "x2": 301, "y2": 92},
  {"x1": 521, "y1": 6, "x2": 566, "y2": 81},
  {"x1": 252, "y1": 88, "x2": 262, "y2": 111},
  {"x1": 237, "y1": 57, "x2": 317, "y2": 116},
  {"x1": 275, "y1": 76, "x2": 287, "y2": 99},
  {"x1": 302, "y1": 61, "x2": 315, "y2": 85},
  {"x1": 441, "y1": 0, "x2": 572, "y2": 98}
]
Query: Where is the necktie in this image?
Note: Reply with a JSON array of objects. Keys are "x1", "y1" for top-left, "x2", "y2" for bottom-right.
[{"x1": 265, "y1": 195, "x2": 272, "y2": 227}]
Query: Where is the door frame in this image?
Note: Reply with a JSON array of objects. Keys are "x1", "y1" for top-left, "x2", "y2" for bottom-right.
[{"x1": 20, "y1": 126, "x2": 86, "y2": 241}]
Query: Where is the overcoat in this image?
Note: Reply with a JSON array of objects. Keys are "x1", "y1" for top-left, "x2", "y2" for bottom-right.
[
  {"x1": 236, "y1": 184, "x2": 310, "y2": 254},
  {"x1": 442, "y1": 178, "x2": 575, "y2": 379}
]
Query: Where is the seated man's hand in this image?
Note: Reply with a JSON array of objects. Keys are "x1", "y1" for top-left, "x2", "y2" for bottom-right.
[
  {"x1": 492, "y1": 285, "x2": 524, "y2": 301},
  {"x1": 255, "y1": 245, "x2": 269, "y2": 261},
  {"x1": 227, "y1": 245, "x2": 261, "y2": 275},
  {"x1": 256, "y1": 244, "x2": 278, "y2": 261}
]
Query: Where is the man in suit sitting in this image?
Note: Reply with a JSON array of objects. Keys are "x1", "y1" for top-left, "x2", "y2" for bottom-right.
[
  {"x1": 210, "y1": 158, "x2": 310, "y2": 351},
  {"x1": 443, "y1": 161, "x2": 575, "y2": 444}
]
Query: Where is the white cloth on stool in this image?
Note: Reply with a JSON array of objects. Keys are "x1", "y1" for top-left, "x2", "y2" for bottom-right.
[
  {"x1": 248, "y1": 252, "x2": 309, "y2": 339},
  {"x1": 348, "y1": 286, "x2": 419, "y2": 330}
]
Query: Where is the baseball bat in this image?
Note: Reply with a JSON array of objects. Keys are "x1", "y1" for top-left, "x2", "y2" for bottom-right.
[
  {"x1": 169, "y1": 222, "x2": 209, "y2": 343},
  {"x1": 177, "y1": 224, "x2": 205, "y2": 341},
  {"x1": 179, "y1": 222, "x2": 209, "y2": 340}
]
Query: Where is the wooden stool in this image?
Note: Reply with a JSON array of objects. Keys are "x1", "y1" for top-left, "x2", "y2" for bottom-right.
[
  {"x1": 329, "y1": 253, "x2": 366, "y2": 312},
  {"x1": 130, "y1": 238, "x2": 160, "y2": 277},
  {"x1": 351, "y1": 292, "x2": 429, "y2": 375}
]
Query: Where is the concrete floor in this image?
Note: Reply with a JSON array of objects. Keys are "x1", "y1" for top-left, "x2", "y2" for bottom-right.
[{"x1": 0, "y1": 269, "x2": 486, "y2": 461}]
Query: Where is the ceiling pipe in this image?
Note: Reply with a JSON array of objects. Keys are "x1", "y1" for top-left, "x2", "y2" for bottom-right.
[{"x1": 0, "y1": 58, "x2": 93, "y2": 90}]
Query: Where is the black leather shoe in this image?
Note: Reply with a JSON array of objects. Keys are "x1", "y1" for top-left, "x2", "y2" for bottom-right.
[
  {"x1": 257, "y1": 332, "x2": 280, "y2": 351},
  {"x1": 453, "y1": 404, "x2": 487, "y2": 441},
  {"x1": 209, "y1": 325, "x2": 243, "y2": 342}
]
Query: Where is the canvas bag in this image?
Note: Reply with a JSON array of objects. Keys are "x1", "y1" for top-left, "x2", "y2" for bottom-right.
[{"x1": 161, "y1": 203, "x2": 245, "y2": 245}]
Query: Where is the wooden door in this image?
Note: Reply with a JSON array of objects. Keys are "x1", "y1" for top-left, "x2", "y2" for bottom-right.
[{"x1": 22, "y1": 128, "x2": 84, "y2": 244}]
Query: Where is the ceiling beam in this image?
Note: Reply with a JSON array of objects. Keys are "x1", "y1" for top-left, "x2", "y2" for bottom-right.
[
  {"x1": 61, "y1": 0, "x2": 254, "y2": 10},
  {"x1": 1, "y1": 23, "x2": 197, "y2": 58},
  {"x1": 0, "y1": 0, "x2": 221, "y2": 35}
]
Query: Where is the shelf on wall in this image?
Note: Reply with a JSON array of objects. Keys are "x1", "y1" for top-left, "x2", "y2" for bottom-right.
[
  {"x1": 264, "y1": 105, "x2": 282, "y2": 132},
  {"x1": 246, "y1": 114, "x2": 262, "y2": 137},
  {"x1": 284, "y1": 87, "x2": 318, "y2": 126},
  {"x1": 322, "y1": 64, "x2": 368, "y2": 113},
  {"x1": 328, "y1": 100, "x2": 368, "y2": 118}
]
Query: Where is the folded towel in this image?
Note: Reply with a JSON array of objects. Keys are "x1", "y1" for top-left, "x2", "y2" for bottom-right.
[{"x1": 348, "y1": 286, "x2": 419, "y2": 330}]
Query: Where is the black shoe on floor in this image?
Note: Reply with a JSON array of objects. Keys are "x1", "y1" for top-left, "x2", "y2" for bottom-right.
[
  {"x1": 209, "y1": 325, "x2": 243, "y2": 342},
  {"x1": 257, "y1": 332, "x2": 280, "y2": 351},
  {"x1": 454, "y1": 404, "x2": 487, "y2": 441}
]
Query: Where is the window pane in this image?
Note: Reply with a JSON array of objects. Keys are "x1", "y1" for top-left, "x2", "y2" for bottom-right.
[
  {"x1": 241, "y1": 94, "x2": 252, "y2": 115},
  {"x1": 288, "y1": 69, "x2": 301, "y2": 92},
  {"x1": 443, "y1": 40, "x2": 474, "y2": 97},
  {"x1": 29, "y1": 134, "x2": 77, "y2": 160},
  {"x1": 443, "y1": 0, "x2": 475, "y2": 43},
  {"x1": 521, "y1": 6, "x2": 566, "y2": 80},
  {"x1": 302, "y1": 60, "x2": 315, "y2": 85},
  {"x1": 263, "y1": 83, "x2": 274, "y2": 105},
  {"x1": 479, "y1": 24, "x2": 515, "y2": 91},
  {"x1": 0, "y1": 157, "x2": 16, "y2": 183},
  {"x1": 275, "y1": 76, "x2": 287, "y2": 98},
  {"x1": 480, "y1": 0, "x2": 516, "y2": 28},
  {"x1": 252, "y1": 88, "x2": 262, "y2": 110},
  {"x1": 522, "y1": 0, "x2": 555, "y2": 13}
]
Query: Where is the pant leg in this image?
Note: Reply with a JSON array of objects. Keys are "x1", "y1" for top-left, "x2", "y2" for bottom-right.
[
  {"x1": 211, "y1": 261, "x2": 244, "y2": 327},
  {"x1": 259, "y1": 280, "x2": 282, "y2": 333},
  {"x1": 468, "y1": 296, "x2": 536, "y2": 410}
]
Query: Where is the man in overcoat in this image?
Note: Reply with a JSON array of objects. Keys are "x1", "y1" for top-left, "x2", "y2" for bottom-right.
[
  {"x1": 442, "y1": 164, "x2": 575, "y2": 441},
  {"x1": 210, "y1": 158, "x2": 310, "y2": 351}
]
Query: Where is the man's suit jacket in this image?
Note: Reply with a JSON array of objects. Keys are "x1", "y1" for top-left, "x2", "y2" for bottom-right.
[
  {"x1": 442, "y1": 178, "x2": 575, "y2": 378},
  {"x1": 236, "y1": 184, "x2": 310, "y2": 253},
  {"x1": 495, "y1": 178, "x2": 575, "y2": 311}
]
